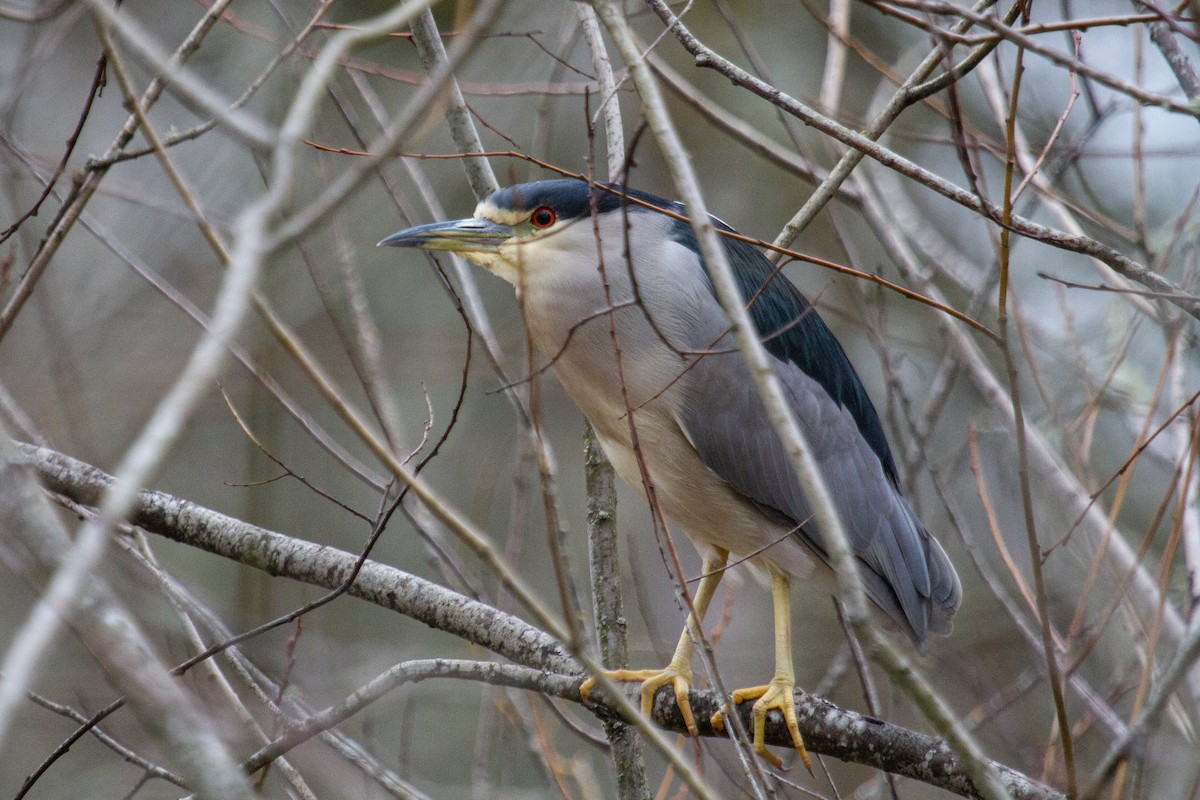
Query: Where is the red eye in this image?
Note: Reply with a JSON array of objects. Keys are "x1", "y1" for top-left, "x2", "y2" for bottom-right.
[{"x1": 530, "y1": 206, "x2": 556, "y2": 228}]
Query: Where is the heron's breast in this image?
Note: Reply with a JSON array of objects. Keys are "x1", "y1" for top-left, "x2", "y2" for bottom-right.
[{"x1": 520, "y1": 279, "x2": 815, "y2": 576}]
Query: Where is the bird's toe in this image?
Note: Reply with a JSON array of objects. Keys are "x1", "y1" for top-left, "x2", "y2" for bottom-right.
[
  {"x1": 715, "y1": 679, "x2": 812, "y2": 772},
  {"x1": 580, "y1": 666, "x2": 698, "y2": 736}
]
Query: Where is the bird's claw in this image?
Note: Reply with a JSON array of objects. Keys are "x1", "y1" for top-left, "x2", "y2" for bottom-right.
[
  {"x1": 579, "y1": 666, "x2": 698, "y2": 736},
  {"x1": 710, "y1": 679, "x2": 811, "y2": 772}
]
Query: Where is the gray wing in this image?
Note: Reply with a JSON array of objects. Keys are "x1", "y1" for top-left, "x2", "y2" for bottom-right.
[{"x1": 675, "y1": 348, "x2": 961, "y2": 650}]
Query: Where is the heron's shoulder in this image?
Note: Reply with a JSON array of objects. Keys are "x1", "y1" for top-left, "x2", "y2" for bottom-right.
[{"x1": 669, "y1": 219, "x2": 899, "y2": 483}]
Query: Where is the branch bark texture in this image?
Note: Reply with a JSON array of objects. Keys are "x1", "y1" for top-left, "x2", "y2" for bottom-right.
[{"x1": 16, "y1": 442, "x2": 1065, "y2": 800}]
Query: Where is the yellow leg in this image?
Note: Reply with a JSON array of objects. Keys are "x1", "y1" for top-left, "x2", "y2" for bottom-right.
[
  {"x1": 711, "y1": 573, "x2": 811, "y2": 771},
  {"x1": 580, "y1": 548, "x2": 728, "y2": 736}
]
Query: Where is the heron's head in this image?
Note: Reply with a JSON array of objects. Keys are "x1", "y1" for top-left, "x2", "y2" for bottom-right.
[{"x1": 378, "y1": 179, "x2": 670, "y2": 286}]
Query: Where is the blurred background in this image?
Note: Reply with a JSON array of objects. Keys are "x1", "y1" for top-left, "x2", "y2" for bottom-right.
[{"x1": 1, "y1": 0, "x2": 1198, "y2": 798}]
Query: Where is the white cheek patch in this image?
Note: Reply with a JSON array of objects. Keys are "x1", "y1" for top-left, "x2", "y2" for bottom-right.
[{"x1": 473, "y1": 201, "x2": 528, "y2": 228}]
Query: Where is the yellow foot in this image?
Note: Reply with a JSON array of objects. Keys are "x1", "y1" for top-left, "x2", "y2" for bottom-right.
[
  {"x1": 579, "y1": 666, "x2": 698, "y2": 736},
  {"x1": 711, "y1": 678, "x2": 811, "y2": 771}
]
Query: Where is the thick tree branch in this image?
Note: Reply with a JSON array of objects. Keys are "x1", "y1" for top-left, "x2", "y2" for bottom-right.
[
  {"x1": 17, "y1": 442, "x2": 1066, "y2": 800},
  {"x1": 22, "y1": 444, "x2": 576, "y2": 676}
]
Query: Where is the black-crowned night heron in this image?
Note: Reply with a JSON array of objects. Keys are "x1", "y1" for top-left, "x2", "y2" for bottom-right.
[{"x1": 380, "y1": 179, "x2": 961, "y2": 766}]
